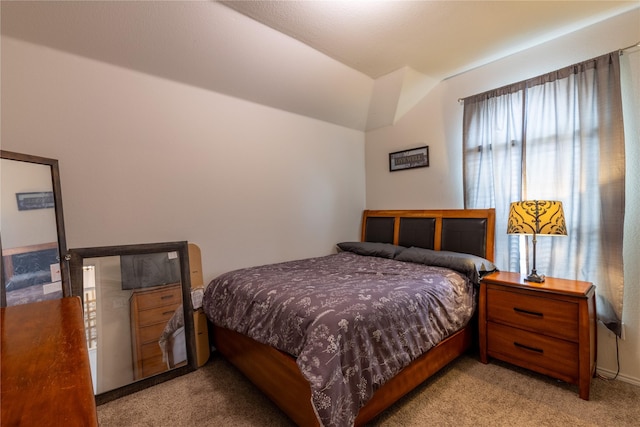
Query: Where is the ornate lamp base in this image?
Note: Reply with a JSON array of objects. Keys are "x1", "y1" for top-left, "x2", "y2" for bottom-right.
[{"x1": 525, "y1": 271, "x2": 546, "y2": 283}]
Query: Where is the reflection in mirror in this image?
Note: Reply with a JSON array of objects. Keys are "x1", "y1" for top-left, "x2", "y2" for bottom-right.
[
  {"x1": 69, "y1": 242, "x2": 196, "y2": 404},
  {"x1": 1, "y1": 151, "x2": 68, "y2": 307}
]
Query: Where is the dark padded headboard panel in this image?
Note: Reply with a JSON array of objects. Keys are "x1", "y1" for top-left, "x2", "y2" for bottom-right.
[
  {"x1": 441, "y1": 218, "x2": 487, "y2": 258},
  {"x1": 398, "y1": 217, "x2": 435, "y2": 249},
  {"x1": 364, "y1": 217, "x2": 395, "y2": 244},
  {"x1": 361, "y1": 209, "x2": 495, "y2": 261}
]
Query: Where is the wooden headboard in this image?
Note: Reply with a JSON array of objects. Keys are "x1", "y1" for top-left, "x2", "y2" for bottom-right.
[{"x1": 361, "y1": 209, "x2": 495, "y2": 262}]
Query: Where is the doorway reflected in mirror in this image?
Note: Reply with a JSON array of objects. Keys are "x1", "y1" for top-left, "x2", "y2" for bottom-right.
[{"x1": 83, "y1": 265, "x2": 98, "y2": 394}]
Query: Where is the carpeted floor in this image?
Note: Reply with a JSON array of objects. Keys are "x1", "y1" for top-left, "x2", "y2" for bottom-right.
[{"x1": 97, "y1": 353, "x2": 640, "y2": 426}]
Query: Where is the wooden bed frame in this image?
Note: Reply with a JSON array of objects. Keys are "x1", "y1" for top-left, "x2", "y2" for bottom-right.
[
  {"x1": 2, "y1": 241, "x2": 59, "y2": 281},
  {"x1": 211, "y1": 209, "x2": 495, "y2": 426}
]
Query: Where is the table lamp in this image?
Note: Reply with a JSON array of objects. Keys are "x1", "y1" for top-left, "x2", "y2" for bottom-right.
[{"x1": 507, "y1": 200, "x2": 567, "y2": 282}]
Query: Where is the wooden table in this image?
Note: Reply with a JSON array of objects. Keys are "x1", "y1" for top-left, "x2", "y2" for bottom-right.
[{"x1": 1, "y1": 297, "x2": 98, "y2": 426}]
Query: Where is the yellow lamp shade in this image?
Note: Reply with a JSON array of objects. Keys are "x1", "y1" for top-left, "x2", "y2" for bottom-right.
[{"x1": 507, "y1": 200, "x2": 567, "y2": 236}]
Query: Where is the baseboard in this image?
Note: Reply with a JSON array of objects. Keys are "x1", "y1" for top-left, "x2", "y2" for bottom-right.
[{"x1": 596, "y1": 367, "x2": 640, "y2": 387}]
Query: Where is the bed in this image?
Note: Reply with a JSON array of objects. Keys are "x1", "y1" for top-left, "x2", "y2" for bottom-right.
[
  {"x1": 3, "y1": 242, "x2": 63, "y2": 305},
  {"x1": 158, "y1": 304, "x2": 187, "y2": 369},
  {"x1": 203, "y1": 209, "x2": 495, "y2": 426}
]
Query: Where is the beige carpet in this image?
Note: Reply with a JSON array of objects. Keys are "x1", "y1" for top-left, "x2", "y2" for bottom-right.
[{"x1": 98, "y1": 353, "x2": 640, "y2": 426}]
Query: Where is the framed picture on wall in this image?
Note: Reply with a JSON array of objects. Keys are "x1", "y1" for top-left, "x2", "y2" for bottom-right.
[
  {"x1": 16, "y1": 191, "x2": 55, "y2": 210},
  {"x1": 389, "y1": 146, "x2": 429, "y2": 172}
]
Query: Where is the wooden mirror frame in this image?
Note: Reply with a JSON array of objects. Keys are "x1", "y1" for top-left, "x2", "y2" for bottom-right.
[
  {"x1": 67, "y1": 241, "x2": 197, "y2": 404},
  {"x1": 0, "y1": 150, "x2": 69, "y2": 307}
]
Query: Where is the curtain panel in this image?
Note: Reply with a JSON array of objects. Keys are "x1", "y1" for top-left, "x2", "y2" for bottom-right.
[{"x1": 463, "y1": 51, "x2": 625, "y2": 335}]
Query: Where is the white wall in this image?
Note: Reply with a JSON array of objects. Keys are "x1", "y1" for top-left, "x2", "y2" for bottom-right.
[
  {"x1": 365, "y1": 9, "x2": 640, "y2": 384},
  {"x1": 1, "y1": 37, "x2": 366, "y2": 282}
]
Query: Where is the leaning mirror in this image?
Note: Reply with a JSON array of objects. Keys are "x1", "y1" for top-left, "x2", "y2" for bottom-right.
[
  {"x1": 68, "y1": 241, "x2": 197, "y2": 404},
  {"x1": 1, "y1": 150, "x2": 69, "y2": 307}
]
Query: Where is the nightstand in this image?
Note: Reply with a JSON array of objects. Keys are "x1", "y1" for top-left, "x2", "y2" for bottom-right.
[{"x1": 478, "y1": 271, "x2": 596, "y2": 400}]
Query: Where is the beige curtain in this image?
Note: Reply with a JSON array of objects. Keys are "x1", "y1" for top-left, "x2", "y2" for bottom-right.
[{"x1": 463, "y1": 52, "x2": 626, "y2": 335}]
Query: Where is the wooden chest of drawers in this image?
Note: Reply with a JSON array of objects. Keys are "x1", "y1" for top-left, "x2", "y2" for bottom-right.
[
  {"x1": 130, "y1": 283, "x2": 182, "y2": 380},
  {"x1": 479, "y1": 272, "x2": 596, "y2": 400}
]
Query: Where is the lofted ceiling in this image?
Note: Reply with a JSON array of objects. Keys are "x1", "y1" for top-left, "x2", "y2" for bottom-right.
[
  {"x1": 222, "y1": 1, "x2": 638, "y2": 80},
  {"x1": 2, "y1": 1, "x2": 638, "y2": 131}
]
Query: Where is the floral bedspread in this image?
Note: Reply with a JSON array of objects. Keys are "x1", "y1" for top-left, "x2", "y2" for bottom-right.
[{"x1": 202, "y1": 252, "x2": 475, "y2": 426}]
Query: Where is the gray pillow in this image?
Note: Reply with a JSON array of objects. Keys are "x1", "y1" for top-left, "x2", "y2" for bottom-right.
[
  {"x1": 394, "y1": 246, "x2": 497, "y2": 284},
  {"x1": 337, "y1": 242, "x2": 405, "y2": 259}
]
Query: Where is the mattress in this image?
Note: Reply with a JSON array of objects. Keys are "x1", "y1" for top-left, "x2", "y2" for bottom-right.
[{"x1": 203, "y1": 250, "x2": 479, "y2": 426}]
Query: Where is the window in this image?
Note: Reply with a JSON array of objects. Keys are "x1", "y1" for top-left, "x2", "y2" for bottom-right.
[{"x1": 463, "y1": 52, "x2": 625, "y2": 335}]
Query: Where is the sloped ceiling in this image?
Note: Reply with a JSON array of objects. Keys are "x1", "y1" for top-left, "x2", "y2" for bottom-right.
[
  {"x1": 2, "y1": 1, "x2": 638, "y2": 131},
  {"x1": 222, "y1": 1, "x2": 637, "y2": 79}
]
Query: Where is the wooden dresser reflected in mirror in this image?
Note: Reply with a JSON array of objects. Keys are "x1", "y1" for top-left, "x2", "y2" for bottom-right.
[{"x1": 130, "y1": 283, "x2": 184, "y2": 379}]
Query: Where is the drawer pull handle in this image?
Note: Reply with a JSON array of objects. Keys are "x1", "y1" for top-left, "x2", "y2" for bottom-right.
[
  {"x1": 514, "y1": 342, "x2": 544, "y2": 354},
  {"x1": 162, "y1": 310, "x2": 175, "y2": 316},
  {"x1": 161, "y1": 295, "x2": 174, "y2": 300},
  {"x1": 513, "y1": 307, "x2": 543, "y2": 317}
]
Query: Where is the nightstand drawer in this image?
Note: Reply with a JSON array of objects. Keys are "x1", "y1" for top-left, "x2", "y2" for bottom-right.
[
  {"x1": 488, "y1": 322, "x2": 578, "y2": 380},
  {"x1": 487, "y1": 288, "x2": 578, "y2": 341}
]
